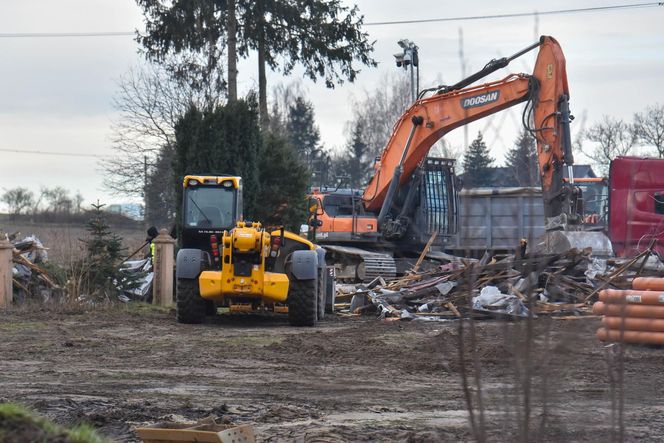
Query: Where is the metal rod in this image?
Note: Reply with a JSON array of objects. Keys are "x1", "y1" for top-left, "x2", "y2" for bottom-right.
[{"x1": 444, "y1": 37, "x2": 543, "y2": 93}]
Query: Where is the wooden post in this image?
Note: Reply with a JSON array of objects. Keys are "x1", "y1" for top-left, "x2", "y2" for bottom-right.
[
  {"x1": 0, "y1": 239, "x2": 13, "y2": 308},
  {"x1": 152, "y1": 229, "x2": 175, "y2": 307}
]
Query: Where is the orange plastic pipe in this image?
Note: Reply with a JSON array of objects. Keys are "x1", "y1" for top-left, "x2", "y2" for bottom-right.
[
  {"x1": 602, "y1": 316, "x2": 664, "y2": 332},
  {"x1": 633, "y1": 277, "x2": 664, "y2": 291},
  {"x1": 592, "y1": 301, "x2": 664, "y2": 318},
  {"x1": 597, "y1": 327, "x2": 664, "y2": 345},
  {"x1": 599, "y1": 289, "x2": 664, "y2": 305}
]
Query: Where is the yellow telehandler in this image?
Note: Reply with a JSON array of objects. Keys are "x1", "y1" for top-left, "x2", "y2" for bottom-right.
[{"x1": 175, "y1": 175, "x2": 333, "y2": 326}]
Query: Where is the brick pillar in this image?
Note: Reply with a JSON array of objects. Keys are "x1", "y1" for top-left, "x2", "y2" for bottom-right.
[
  {"x1": 152, "y1": 229, "x2": 175, "y2": 306},
  {"x1": 0, "y1": 239, "x2": 13, "y2": 308}
]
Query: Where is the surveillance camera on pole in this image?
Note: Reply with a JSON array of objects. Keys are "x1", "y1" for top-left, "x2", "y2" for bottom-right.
[
  {"x1": 397, "y1": 39, "x2": 412, "y2": 49},
  {"x1": 393, "y1": 52, "x2": 405, "y2": 68},
  {"x1": 395, "y1": 39, "x2": 420, "y2": 102}
]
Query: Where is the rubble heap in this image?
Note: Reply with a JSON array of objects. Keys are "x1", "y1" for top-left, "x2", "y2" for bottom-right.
[
  {"x1": 337, "y1": 246, "x2": 664, "y2": 321},
  {"x1": 10, "y1": 235, "x2": 62, "y2": 302}
]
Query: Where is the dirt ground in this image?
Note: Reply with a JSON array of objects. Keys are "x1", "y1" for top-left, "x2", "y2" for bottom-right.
[{"x1": 1, "y1": 305, "x2": 664, "y2": 442}]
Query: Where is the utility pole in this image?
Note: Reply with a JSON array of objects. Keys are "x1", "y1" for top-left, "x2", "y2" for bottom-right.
[
  {"x1": 458, "y1": 28, "x2": 468, "y2": 149},
  {"x1": 143, "y1": 155, "x2": 148, "y2": 225}
]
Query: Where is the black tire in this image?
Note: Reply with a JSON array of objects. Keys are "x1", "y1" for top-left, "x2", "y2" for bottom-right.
[
  {"x1": 317, "y1": 269, "x2": 325, "y2": 321},
  {"x1": 176, "y1": 278, "x2": 206, "y2": 324},
  {"x1": 205, "y1": 300, "x2": 217, "y2": 316},
  {"x1": 288, "y1": 278, "x2": 318, "y2": 327}
]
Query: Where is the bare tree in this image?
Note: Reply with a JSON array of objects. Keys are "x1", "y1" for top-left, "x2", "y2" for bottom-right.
[
  {"x1": 634, "y1": 103, "x2": 664, "y2": 157},
  {"x1": 42, "y1": 186, "x2": 73, "y2": 214},
  {"x1": 348, "y1": 73, "x2": 412, "y2": 159},
  {"x1": 267, "y1": 80, "x2": 307, "y2": 134},
  {"x1": 74, "y1": 192, "x2": 85, "y2": 214},
  {"x1": 1, "y1": 187, "x2": 34, "y2": 217},
  {"x1": 581, "y1": 116, "x2": 637, "y2": 175},
  {"x1": 103, "y1": 63, "x2": 223, "y2": 199},
  {"x1": 430, "y1": 138, "x2": 464, "y2": 166}
]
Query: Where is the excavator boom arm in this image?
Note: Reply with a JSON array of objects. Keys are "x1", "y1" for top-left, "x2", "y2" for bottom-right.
[{"x1": 363, "y1": 36, "x2": 572, "y2": 221}]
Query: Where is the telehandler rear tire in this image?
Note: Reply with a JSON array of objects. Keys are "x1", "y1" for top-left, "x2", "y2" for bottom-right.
[
  {"x1": 176, "y1": 278, "x2": 206, "y2": 324},
  {"x1": 288, "y1": 278, "x2": 318, "y2": 327}
]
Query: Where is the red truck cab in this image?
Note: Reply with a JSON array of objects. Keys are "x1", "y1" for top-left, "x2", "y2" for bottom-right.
[{"x1": 609, "y1": 156, "x2": 664, "y2": 257}]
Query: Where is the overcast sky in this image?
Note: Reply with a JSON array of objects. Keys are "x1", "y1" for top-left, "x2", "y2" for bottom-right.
[{"x1": 1, "y1": 0, "x2": 663, "y2": 210}]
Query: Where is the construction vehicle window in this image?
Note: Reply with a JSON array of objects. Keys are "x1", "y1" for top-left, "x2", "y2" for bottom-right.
[
  {"x1": 655, "y1": 193, "x2": 664, "y2": 215},
  {"x1": 423, "y1": 167, "x2": 450, "y2": 234},
  {"x1": 323, "y1": 195, "x2": 362, "y2": 217},
  {"x1": 184, "y1": 187, "x2": 236, "y2": 228}
]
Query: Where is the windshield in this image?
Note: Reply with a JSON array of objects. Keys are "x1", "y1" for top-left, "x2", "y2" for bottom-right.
[{"x1": 184, "y1": 186, "x2": 237, "y2": 229}]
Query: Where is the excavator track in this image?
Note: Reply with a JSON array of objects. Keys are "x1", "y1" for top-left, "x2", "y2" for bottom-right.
[
  {"x1": 361, "y1": 254, "x2": 398, "y2": 281},
  {"x1": 321, "y1": 245, "x2": 397, "y2": 282}
]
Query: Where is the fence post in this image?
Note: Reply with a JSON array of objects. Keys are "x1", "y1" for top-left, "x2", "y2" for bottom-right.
[
  {"x1": 152, "y1": 229, "x2": 175, "y2": 307},
  {"x1": 0, "y1": 239, "x2": 13, "y2": 308}
]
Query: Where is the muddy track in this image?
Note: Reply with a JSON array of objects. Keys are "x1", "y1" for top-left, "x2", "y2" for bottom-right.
[{"x1": 1, "y1": 307, "x2": 664, "y2": 442}]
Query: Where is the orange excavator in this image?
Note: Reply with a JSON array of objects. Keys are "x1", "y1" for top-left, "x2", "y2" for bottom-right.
[{"x1": 308, "y1": 36, "x2": 612, "y2": 281}]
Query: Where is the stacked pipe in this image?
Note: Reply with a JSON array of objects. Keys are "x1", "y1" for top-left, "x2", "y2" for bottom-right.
[{"x1": 594, "y1": 278, "x2": 664, "y2": 345}]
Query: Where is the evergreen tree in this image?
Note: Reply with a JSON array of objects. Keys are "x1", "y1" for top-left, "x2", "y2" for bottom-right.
[
  {"x1": 344, "y1": 121, "x2": 372, "y2": 188},
  {"x1": 173, "y1": 98, "x2": 261, "y2": 224},
  {"x1": 173, "y1": 97, "x2": 309, "y2": 232},
  {"x1": 462, "y1": 132, "x2": 494, "y2": 187},
  {"x1": 136, "y1": 0, "x2": 376, "y2": 123},
  {"x1": 286, "y1": 96, "x2": 321, "y2": 167},
  {"x1": 505, "y1": 130, "x2": 540, "y2": 187},
  {"x1": 255, "y1": 134, "x2": 309, "y2": 230},
  {"x1": 82, "y1": 203, "x2": 140, "y2": 300}
]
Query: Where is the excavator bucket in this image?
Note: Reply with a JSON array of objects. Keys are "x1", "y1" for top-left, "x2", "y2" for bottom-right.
[{"x1": 538, "y1": 230, "x2": 614, "y2": 257}]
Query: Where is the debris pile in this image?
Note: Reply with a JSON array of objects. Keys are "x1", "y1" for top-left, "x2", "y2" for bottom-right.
[
  {"x1": 10, "y1": 235, "x2": 62, "y2": 302},
  {"x1": 336, "y1": 246, "x2": 664, "y2": 321},
  {"x1": 120, "y1": 258, "x2": 153, "y2": 302}
]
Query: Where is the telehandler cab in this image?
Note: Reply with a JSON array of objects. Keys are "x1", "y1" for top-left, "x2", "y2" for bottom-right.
[{"x1": 175, "y1": 175, "x2": 332, "y2": 326}]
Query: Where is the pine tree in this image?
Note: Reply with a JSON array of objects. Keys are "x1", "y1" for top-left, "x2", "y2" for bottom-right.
[
  {"x1": 344, "y1": 121, "x2": 372, "y2": 188},
  {"x1": 505, "y1": 130, "x2": 540, "y2": 187},
  {"x1": 462, "y1": 132, "x2": 494, "y2": 187},
  {"x1": 82, "y1": 203, "x2": 140, "y2": 300},
  {"x1": 286, "y1": 96, "x2": 321, "y2": 168},
  {"x1": 136, "y1": 0, "x2": 376, "y2": 122},
  {"x1": 255, "y1": 134, "x2": 309, "y2": 230}
]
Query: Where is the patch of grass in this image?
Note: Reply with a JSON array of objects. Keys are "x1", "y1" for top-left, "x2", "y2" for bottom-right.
[
  {"x1": 0, "y1": 402, "x2": 108, "y2": 443},
  {"x1": 67, "y1": 424, "x2": 108, "y2": 443},
  {"x1": 0, "y1": 320, "x2": 48, "y2": 331},
  {"x1": 121, "y1": 301, "x2": 173, "y2": 316}
]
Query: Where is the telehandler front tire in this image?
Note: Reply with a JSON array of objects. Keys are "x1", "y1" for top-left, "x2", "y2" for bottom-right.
[
  {"x1": 317, "y1": 269, "x2": 325, "y2": 321},
  {"x1": 288, "y1": 278, "x2": 318, "y2": 327},
  {"x1": 176, "y1": 278, "x2": 206, "y2": 324}
]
